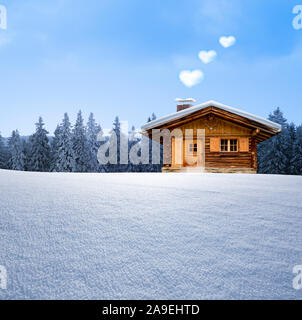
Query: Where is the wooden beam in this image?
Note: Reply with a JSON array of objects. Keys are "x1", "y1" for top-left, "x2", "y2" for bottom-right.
[{"x1": 146, "y1": 106, "x2": 278, "y2": 138}]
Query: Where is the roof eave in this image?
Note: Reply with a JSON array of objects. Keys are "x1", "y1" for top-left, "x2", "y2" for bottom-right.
[{"x1": 141, "y1": 100, "x2": 282, "y2": 133}]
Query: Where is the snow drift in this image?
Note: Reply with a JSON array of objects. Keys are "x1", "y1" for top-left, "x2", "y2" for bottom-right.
[{"x1": 0, "y1": 169, "x2": 302, "y2": 299}]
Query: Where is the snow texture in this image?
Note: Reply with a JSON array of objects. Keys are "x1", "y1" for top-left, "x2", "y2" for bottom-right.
[{"x1": 0, "y1": 169, "x2": 302, "y2": 300}]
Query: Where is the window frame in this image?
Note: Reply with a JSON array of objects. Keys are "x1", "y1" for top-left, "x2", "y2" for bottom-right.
[
  {"x1": 220, "y1": 138, "x2": 238, "y2": 153},
  {"x1": 229, "y1": 139, "x2": 238, "y2": 152},
  {"x1": 189, "y1": 143, "x2": 198, "y2": 154},
  {"x1": 220, "y1": 139, "x2": 228, "y2": 152}
]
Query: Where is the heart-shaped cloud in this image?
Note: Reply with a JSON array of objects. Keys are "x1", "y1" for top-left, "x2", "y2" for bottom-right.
[
  {"x1": 179, "y1": 70, "x2": 204, "y2": 87},
  {"x1": 219, "y1": 36, "x2": 236, "y2": 48},
  {"x1": 198, "y1": 50, "x2": 217, "y2": 64}
]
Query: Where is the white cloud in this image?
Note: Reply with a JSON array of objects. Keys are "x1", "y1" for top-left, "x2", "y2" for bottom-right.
[
  {"x1": 219, "y1": 36, "x2": 236, "y2": 48},
  {"x1": 179, "y1": 70, "x2": 204, "y2": 87},
  {"x1": 198, "y1": 50, "x2": 217, "y2": 64},
  {"x1": 0, "y1": 5, "x2": 7, "y2": 30}
]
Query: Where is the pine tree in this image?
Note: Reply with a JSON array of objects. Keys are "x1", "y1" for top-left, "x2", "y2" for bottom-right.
[
  {"x1": 287, "y1": 122, "x2": 297, "y2": 174},
  {"x1": 8, "y1": 130, "x2": 26, "y2": 171},
  {"x1": 108, "y1": 116, "x2": 121, "y2": 172},
  {"x1": 22, "y1": 139, "x2": 30, "y2": 171},
  {"x1": 291, "y1": 125, "x2": 302, "y2": 175},
  {"x1": 55, "y1": 113, "x2": 74, "y2": 172},
  {"x1": 268, "y1": 107, "x2": 287, "y2": 127},
  {"x1": 106, "y1": 116, "x2": 129, "y2": 172},
  {"x1": 147, "y1": 113, "x2": 156, "y2": 123},
  {"x1": 72, "y1": 110, "x2": 89, "y2": 172},
  {"x1": 0, "y1": 133, "x2": 9, "y2": 169},
  {"x1": 50, "y1": 125, "x2": 62, "y2": 171},
  {"x1": 0, "y1": 134, "x2": 5, "y2": 168},
  {"x1": 257, "y1": 142, "x2": 265, "y2": 173},
  {"x1": 86, "y1": 113, "x2": 102, "y2": 172},
  {"x1": 259, "y1": 108, "x2": 291, "y2": 174},
  {"x1": 28, "y1": 117, "x2": 50, "y2": 172}
]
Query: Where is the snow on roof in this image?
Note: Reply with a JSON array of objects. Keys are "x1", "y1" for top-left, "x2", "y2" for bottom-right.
[
  {"x1": 175, "y1": 98, "x2": 196, "y2": 105},
  {"x1": 141, "y1": 100, "x2": 282, "y2": 132}
]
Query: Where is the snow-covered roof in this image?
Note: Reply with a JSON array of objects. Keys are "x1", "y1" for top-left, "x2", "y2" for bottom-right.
[{"x1": 141, "y1": 100, "x2": 282, "y2": 132}]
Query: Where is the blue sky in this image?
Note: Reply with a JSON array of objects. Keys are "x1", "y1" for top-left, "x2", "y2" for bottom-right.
[{"x1": 0, "y1": 0, "x2": 301, "y2": 136}]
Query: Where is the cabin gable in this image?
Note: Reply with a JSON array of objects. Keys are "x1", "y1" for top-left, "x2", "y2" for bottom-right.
[{"x1": 176, "y1": 114, "x2": 252, "y2": 136}]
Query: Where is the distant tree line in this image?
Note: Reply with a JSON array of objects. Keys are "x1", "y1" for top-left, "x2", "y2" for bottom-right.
[
  {"x1": 1, "y1": 107, "x2": 302, "y2": 175},
  {"x1": 0, "y1": 111, "x2": 162, "y2": 172}
]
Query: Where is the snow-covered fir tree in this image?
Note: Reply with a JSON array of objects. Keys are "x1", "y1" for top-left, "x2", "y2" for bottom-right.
[
  {"x1": 291, "y1": 125, "x2": 302, "y2": 175},
  {"x1": 28, "y1": 117, "x2": 50, "y2": 172},
  {"x1": 21, "y1": 139, "x2": 31, "y2": 171},
  {"x1": 8, "y1": 130, "x2": 26, "y2": 171},
  {"x1": 72, "y1": 110, "x2": 89, "y2": 172},
  {"x1": 147, "y1": 113, "x2": 156, "y2": 123},
  {"x1": 269, "y1": 107, "x2": 287, "y2": 127},
  {"x1": 287, "y1": 122, "x2": 297, "y2": 174},
  {"x1": 108, "y1": 116, "x2": 121, "y2": 172},
  {"x1": 140, "y1": 112, "x2": 162, "y2": 172},
  {"x1": 106, "y1": 116, "x2": 130, "y2": 172},
  {"x1": 86, "y1": 113, "x2": 102, "y2": 172},
  {"x1": 145, "y1": 113, "x2": 163, "y2": 172},
  {"x1": 258, "y1": 108, "x2": 291, "y2": 174},
  {"x1": 50, "y1": 125, "x2": 62, "y2": 171},
  {"x1": 55, "y1": 113, "x2": 74, "y2": 172},
  {"x1": 0, "y1": 133, "x2": 9, "y2": 169}
]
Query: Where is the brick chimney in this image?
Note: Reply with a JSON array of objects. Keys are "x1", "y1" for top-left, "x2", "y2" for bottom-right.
[{"x1": 175, "y1": 98, "x2": 196, "y2": 112}]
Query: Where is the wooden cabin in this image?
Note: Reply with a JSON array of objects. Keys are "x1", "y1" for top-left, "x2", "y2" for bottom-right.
[{"x1": 141, "y1": 99, "x2": 281, "y2": 173}]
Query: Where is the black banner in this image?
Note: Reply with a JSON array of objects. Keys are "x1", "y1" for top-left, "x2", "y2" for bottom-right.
[{"x1": 0, "y1": 300, "x2": 297, "y2": 319}]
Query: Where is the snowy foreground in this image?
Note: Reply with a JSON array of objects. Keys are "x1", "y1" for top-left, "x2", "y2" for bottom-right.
[{"x1": 0, "y1": 170, "x2": 302, "y2": 300}]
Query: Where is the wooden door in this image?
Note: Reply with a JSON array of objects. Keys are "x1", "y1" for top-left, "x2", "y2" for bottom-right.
[
  {"x1": 184, "y1": 137, "x2": 205, "y2": 167},
  {"x1": 184, "y1": 139, "x2": 196, "y2": 167},
  {"x1": 172, "y1": 136, "x2": 183, "y2": 167}
]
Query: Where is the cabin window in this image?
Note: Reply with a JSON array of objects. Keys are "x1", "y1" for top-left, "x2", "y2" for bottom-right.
[
  {"x1": 189, "y1": 143, "x2": 198, "y2": 153},
  {"x1": 220, "y1": 139, "x2": 228, "y2": 152},
  {"x1": 230, "y1": 139, "x2": 238, "y2": 152},
  {"x1": 220, "y1": 139, "x2": 238, "y2": 152}
]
